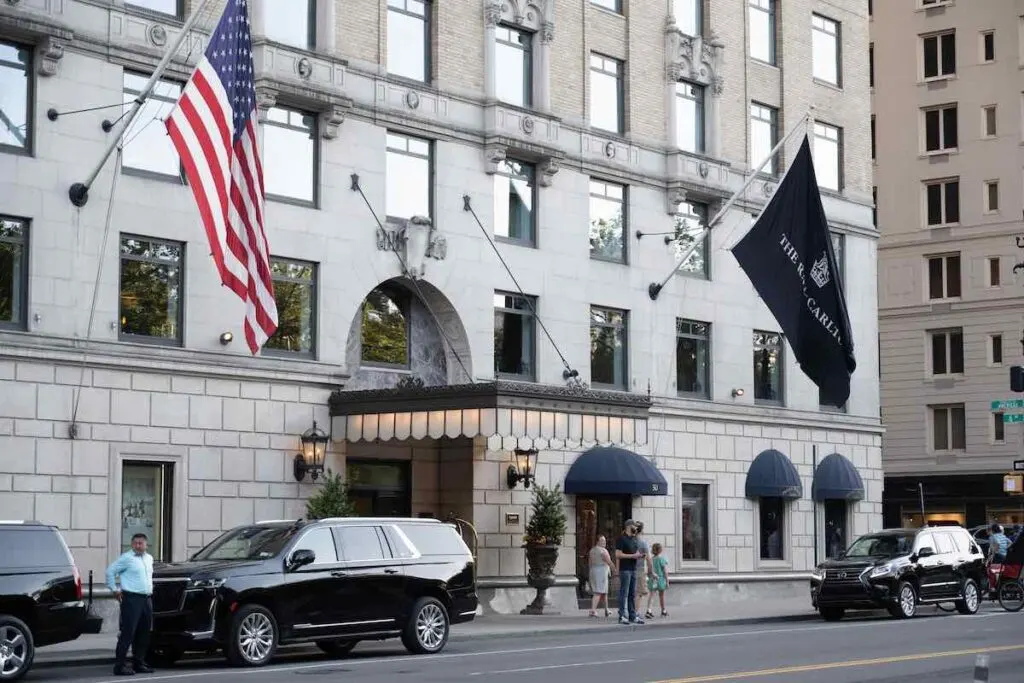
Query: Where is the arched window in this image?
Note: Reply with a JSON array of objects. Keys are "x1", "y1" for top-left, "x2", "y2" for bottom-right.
[{"x1": 361, "y1": 287, "x2": 409, "y2": 366}]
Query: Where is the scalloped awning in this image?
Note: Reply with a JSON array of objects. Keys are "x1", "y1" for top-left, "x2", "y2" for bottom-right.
[{"x1": 328, "y1": 381, "x2": 651, "y2": 450}]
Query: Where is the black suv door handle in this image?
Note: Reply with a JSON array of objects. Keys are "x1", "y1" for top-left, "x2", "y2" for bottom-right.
[
  {"x1": 331, "y1": 570, "x2": 348, "y2": 577},
  {"x1": 384, "y1": 568, "x2": 399, "y2": 575}
]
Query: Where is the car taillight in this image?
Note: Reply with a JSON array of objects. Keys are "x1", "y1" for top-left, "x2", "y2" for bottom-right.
[{"x1": 73, "y1": 565, "x2": 83, "y2": 600}]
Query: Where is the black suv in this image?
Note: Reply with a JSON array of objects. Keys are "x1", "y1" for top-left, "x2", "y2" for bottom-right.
[
  {"x1": 810, "y1": 525, "x2": 986, "y2": 621},
  {"x1": 0, "y1": 521, "x2": 103, "y2": 681},
  {"x1": 148, "y1": 517, "x2": 477, "y2": 667}
]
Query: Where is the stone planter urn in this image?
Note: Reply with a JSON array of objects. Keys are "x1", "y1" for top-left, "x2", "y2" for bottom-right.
[{"x1": 520, "y1": 543, "x2": 559, "y2": 615}]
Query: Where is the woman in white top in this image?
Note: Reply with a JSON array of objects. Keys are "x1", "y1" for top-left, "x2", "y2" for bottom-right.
[{"x1": 588, "y1": 535, "x2": 616, "y2": 617}]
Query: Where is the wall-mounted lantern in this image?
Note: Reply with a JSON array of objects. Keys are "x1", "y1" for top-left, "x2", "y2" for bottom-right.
[
  {"x1": 293, "y1": 421, "x2": 329, "y2": 482},
  {"x1": 507, "y1": 448, "x2": 538, "y2": 489}
]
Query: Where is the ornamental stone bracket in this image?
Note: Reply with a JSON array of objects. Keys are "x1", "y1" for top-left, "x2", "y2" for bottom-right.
[
  {"x1": 36, "y1": 35, "x2": 65, "y2": 76},
  {"x1": 483, "y1": 135, "x2": 563, "y2": 187},
  {"x1": 666, "y1": 27, "x2": 724, "y2": 95},
  {"x1": 666, "y1": 180, "x2": 727, "y2": 217},
  {"x1": 254, "y1": 79, "x2": 353, "y2": 139}
]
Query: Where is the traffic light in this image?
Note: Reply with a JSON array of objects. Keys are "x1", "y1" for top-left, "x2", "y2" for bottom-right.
[{"x1": 1012, "y1": 366, "x2": 1024, "y2": 392}]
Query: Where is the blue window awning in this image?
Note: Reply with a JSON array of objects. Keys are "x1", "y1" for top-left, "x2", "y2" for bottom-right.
[
  {"x1": 563, "y1": 446, "x2": 668, "y2": 496},
  {"x1": 745, "y1": 448, "x2": 803, "y2": 499},
  {"x1": 812, "y1": 452, "x2": 865, "y2": 501}
]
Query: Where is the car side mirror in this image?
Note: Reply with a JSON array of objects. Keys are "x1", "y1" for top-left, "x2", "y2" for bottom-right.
[
  {"x1": 288, "y1": 549, "x2": 315, "y2": 570},
  {"x1": 916, "y1": 547, "x2": 935, "y2": 559}
]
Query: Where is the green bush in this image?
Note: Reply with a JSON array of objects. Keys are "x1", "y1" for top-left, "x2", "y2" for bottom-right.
[
  {"x1": 523, "y1": 484, "x2": 567, "y2": 546},
  {"x1": 305, "y1": 470, "x2": 357, "y2": 520}
]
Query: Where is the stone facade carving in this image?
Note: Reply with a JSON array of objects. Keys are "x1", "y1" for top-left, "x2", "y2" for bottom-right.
[
  {"x1": 538, "y1": 157, "x2": 559, "y2": 187},
  {"x1": 666, "y1": 186, "x2": 688, "y2": 215},
  {"x1": 484, "y1": 1, "x2": 503, "y2": 27},
  {"x1": 319, "y1": 106, "x2": 346, "y2": 139},
  {"x1": 483, "y1": 145, "x2": 507, "y2": 175},
  {"x1": 255, "y1": 87, "x2": 277, "y2": 122},
  {"x1": 36, "y1": 36, "x2": 65, "y2": 77},
  {"x1": 375, "y1": 216, "x2": 448, "y2": 279},
  {"x1": 665, "y1": 27, "x2": 724, "y2": 95},
  {"x1": 483, "y1": 143, "x2": 561, "y2": 187}
]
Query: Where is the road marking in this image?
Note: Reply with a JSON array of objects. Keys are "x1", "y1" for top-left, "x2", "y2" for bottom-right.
[
  {"x1": 649, "y1": 643, "x2": 1024, "y2": 683},
  {"x1": 469, "y1": 658, "x2": 634, "y2": 676},
  {"x1": 81, "y1": 612, "x2": 1018, "y2": 683}
]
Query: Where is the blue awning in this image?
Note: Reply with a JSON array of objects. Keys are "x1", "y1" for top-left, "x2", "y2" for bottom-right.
[
  {"x1": 563, "y1": 446, "x2": 668, "y2": 496},
  {"x1": 812, "y1": 452, "x2": 865, "y2": 501},
  {"x1": 745, "y1": 449, "x2": 803, "y2": 499}
]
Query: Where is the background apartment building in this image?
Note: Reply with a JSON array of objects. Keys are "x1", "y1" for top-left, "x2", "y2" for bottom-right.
[
  {"x1": 0, "y1": 0, "x2": 877, "y2": 617},
  {"x1": 874, "y1": 0, "x2": 1024, "y2": 528}
]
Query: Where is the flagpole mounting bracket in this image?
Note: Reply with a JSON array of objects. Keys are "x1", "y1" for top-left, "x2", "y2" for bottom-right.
[
  {"x1": 648, "y1": 283, "x2": 664, "y2": 300},
  {"x1": 68, "y1": 183, "x2": 89, "y2": 208}
]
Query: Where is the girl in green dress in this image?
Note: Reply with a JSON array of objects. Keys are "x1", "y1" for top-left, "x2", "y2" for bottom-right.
[{"x1": 644, "y1": 542, "x2": 670, "y2": 618}]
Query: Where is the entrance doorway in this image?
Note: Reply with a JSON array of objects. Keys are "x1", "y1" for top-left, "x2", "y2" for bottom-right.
[
  {"x1": 346, "y1": 459, "x2": 412, "y2": 517},
  {"x1": 575, "y1": 495, "x2": 632, "y2": 608}
]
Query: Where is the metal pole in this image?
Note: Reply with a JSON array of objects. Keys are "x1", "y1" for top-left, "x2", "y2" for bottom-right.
[
  {"x1": 813, "y1": 445, "x2": 819, "y2": 566},
  {"x1": 919, "y1": 482, "x2": 926, "y2": 526},
  {"x1": 68, "y1": 0, "x2": 215, "y2": 208},
  {"x1": 648, "y1": 108, "x2": 814, "y2": 300}
]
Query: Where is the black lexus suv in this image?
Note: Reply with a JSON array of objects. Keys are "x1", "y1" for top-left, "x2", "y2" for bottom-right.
[
  {"x1": 148, "y1": 517, "x2": 477, "y2": 667},
  {"x1": 810, "y1": 525, "x2": 986, "y2": 621},
  {"x1": 0, "y1": 521, "x2": 103, "y2": 681}
]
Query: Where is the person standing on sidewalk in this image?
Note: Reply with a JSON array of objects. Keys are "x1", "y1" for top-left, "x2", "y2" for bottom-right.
[
  {"x1": 106, "y1": 533, "x2": 154, "y2": 676},
  {"x1": 634, "y1": 521, "x2": 652, "y2": 619},
  {"x1": 614, "y1": 520, "x2": 644, "y2": 625}
]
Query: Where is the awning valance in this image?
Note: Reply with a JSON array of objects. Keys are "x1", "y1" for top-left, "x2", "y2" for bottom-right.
[
  {"x1": 745, "y1": 449, "x2": 803, "y2": 499},
  {"x1": 563, "y1": 446, "x2": 668, "y2": 496},
  {"x1": 812, "y1": 452, "x2": 865, "y2": 501},
  {"x1": 328, "y1": 381, "x2": 651, "y2": 450}
]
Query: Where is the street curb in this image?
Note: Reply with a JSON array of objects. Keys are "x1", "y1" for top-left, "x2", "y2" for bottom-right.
[{"x1": 33, "y1": 612, "x2": 819, "y2": 669}]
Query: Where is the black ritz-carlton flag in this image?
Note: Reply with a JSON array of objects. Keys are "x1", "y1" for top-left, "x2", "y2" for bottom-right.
[{"x1": 731, "y1": 135, "x2": 856, "y2": 408}]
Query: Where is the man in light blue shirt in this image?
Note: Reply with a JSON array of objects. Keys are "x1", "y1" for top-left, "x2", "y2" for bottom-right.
[{"x1": 106, "y1": 533, "x2": 155, "y2": 676}]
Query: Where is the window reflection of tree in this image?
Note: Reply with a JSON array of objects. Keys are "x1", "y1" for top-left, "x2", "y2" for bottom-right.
[
  {"x1": 119, "y1": 238, "x2": 181, "y2": 341},
  {"x1": 590, "y1": 315, "x2": 623, "y2": 386},
  {"x1": 674, "y1": 202, "x2": 708, "y2": 275},
  {"x1": 753, "y1": 332, "x2": 780, "y2": 401},
  {"x1": 361, "y1": 287, "x2": 409, "y2": 366},
  {"x1": 266, "y1": 260, "x2": 315, "y2": 354}
]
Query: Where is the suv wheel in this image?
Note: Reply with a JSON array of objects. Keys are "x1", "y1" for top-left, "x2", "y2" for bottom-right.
[
  {"x1": 955, "y1": 579, "x2": 981, "y2": 615},
  {"x1": 888, "y1": 581, "x2": 917, "y2": 619},
  {"x1": 316, "y1": 640, "x2": 357, "y2": 657},
  {"x1": 226, "y1": 605, "x2": 278, "y2": 667},
  {"x1": 0, "y1": 616, "x2": 33, "y2": 682},
  {"x1": 401, "y1": 597, "x2": 450, "y2": 655},
  {"x1": 819, "y1": 607, "x2": 845, "y2": 622}
]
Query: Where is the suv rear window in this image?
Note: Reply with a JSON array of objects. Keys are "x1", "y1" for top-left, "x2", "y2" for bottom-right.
[
  {"x1": 398, "y1": 523, "x2": 469, "y2": 557},
  {"x1": 0, "y1": 527, "x2": 73, "y2": 569}
]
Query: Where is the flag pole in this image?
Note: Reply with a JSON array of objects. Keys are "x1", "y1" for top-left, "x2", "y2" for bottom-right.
[
  {"x1": 68, "y1": 0, "x2": 215, "y2": 208},
  {"x1": 648, "y1": 107, "x2": 814, "y2": 301}
]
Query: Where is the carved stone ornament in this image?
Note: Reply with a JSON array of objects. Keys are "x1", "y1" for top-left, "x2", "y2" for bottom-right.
[
  {"x1": 712, "y1": 76, "x2": 724, "y2": 96},
  {"x1": 400, "y1": 216, "x2": 446, "y2": 278},
  {"x1": 521, "y1": 116, "x2": 535, "y2": 135},
  {"x1": 666, "y1": 28, "x2": 722, "y2": 94},
  {"x1": 666, "y1": 187, "x2": 688, "y2": 215},
  {"x1": 762, "y1": 181, "x2": 774, "y2": 197},
  {"x1": 319, "y1": 107, "x2": 345, "y2": 139},
  {"x1": 255, "y1": 87, "x2": 277, "y2": 122},
  {"x1": 296, "y1": 57, "x2": 313, "y2": 80},
  {"x1": 538, "y1": 157, "x2": 559, "y2": 187},
  {"x1": 405, "y1": 90, "x2": 420, "y2": 109},
  {"x1": 484, "y1": 1, "x2": 503, "y2": 27},
  {"x1": 698, "y1": 161, "x2": 710, "y2": 178},
  {"x1": 148, "y1": 24, "x2": 167, "y2": 47},
  {"x1": 540, "y1": 21, "x2": 554, "y2": 44},
  {"x1": 36, "y1": 37, "x2": 65, "y2": 77},
  {"x1": 603, "y1": 141, "x2": 616, "y2": 159},
  {"x1": 484, "y1": 145, "x2": 507, "y2": 174}
]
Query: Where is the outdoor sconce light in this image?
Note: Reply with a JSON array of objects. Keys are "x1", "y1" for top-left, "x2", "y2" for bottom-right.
[
  {"x1": 293, "y1": 421, "x2": 329, "y2": 482},
  {"x1": 219, "y1": 332, "x2": 233, "y2": 345},
  {"x1": 507, "y1": 448, "x2": 539, "y2": 489},
  {"x1": 731, "y1": 388, "x2": 745, "y2": 398}
]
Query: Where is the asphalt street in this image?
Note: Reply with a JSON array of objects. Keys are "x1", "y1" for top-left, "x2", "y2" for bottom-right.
[{"x1": 27, "y1": 609, "x2": 1024, "y2": 683}]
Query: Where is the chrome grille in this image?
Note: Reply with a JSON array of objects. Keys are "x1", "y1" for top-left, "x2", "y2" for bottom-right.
[
  {"x1": 824, "y1": 569, "x2": 864, "y2": 584},
  {"x1": 152, "y1": 579, "x2": 188, "y2": 614}
]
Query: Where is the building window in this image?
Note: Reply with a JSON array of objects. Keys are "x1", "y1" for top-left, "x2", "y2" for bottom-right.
[
  {"x1": 985, "y1": 180, "x2": 999, "y2": 213},
  {"x1": 750, "y1": 103, "x2": 778, "y2": 174},
  {"x1": 361, "y1": 286, "x2": 409, "y2": 367},
  {"x1": 494, "y1": 159, "x2": 536, "y2": 245},
  {"x1": 263, "y1": 0, "x2": 315, "y2": 50},
  {"x1": 983, "y1": 105, "x2": 997, "y2": 137},
  {"x1": 831, "y1": 232, "x2": 845, "y2": 284},
  {"x1": 994, "y1": 412, "x2": 1006, "y2": 443},
  {"x1": 122, "y1": 72, "x2": 182, "y2": 179},
  {"x1": 119, "y1": 235, "x2": 184, "y2": 346},
  {"x1": 930, "y1": 404, "x2": 966, "y2": 451},
  {"x1": 812, "y1": 14, "x2": 841, "y2": 86},
  {"x1": 675, "y1": 81, "x2": 705, "y2": 153},
  {"x1": 127, "y1": 0, "x2": 182, "y2": 16},
  {"x1": 927, "y1": 254, "x2": 961, "y2": 299},
  {"x1": 120, "y1": 461, "x2": 175, "y2": 561},
  {"x1": 673, "y1": 0, "x2": 702, "y2": 37},
  {"x1": 386, "y1": 133, "x2": 432, "y2": 221},
  {"x1": 589, "y1": 179, "x2": 626, "y2": 263},
  {"x1": 870, "y1": 116, "x2": 876, "y2": 160},
  {"x1": 753, "y1": 331, "x2": 783, "y2": 404},
  {"x1": 923, "y1": 31, "x2": 956, "y2": 79},
  {"x1": 589, "y1": 54, "x2": 623, "y2": 134},
  {"x1": 813, "y1": 123, "x2": 842, "y2": 192},
  {"x1": 591, "y1": 0, "x2": 621, "y2": 13},
  {"x1": 676, "y1": 319, "x2": 710, "y2": 398},
  {"x1": 991, "y1": 334, "x2": 1004, "y2": 364},
  {"x1": 679, "y1": 483, "x2": 710, "y2": 561},
  {"x1": 824, "y1": 500, "x2": 848, "y2": 560},
  {"x1": 494, "y1": 292, "x2": 536, "y2": 381},
  {"x1": 982, "y1": 31, "x2": 995, "y2": 63},
  {"x1": 759, "y1": 497, "x2": 785, "y2": 560},
  {"x1": 988, "y1": 258, "x2": 1001, "y2": 288},
  {"x1": 262, "y1": 106, "x2": 317, "y2": 205},
  {"x1": 869, "y1": 43, "x2": 874, "y2": 87},
  {"x1": 872, "y1": 187, "x2": 878, "y2": 227},
  {"x1": 925, "y1": 179, "x2": 960, "y2": 226},
  {"x1": 590, "y1": 306, "x2": 628, "y2": 390},
  {"x1": 0, "y1": 216, "x2": 28, "y2": 330},
  {"x1": 0, "y1": 40, "x2": 31, "y2": 155},
  {"x1": 346, "y1": 460, "x2": 412, "y2": 517},
  {"x1": 748, "y1": 0, "x2": 776, "y2": 65},
  {"x1": 388, "y1": 0, "x2": 430, "y2": 83},
  {"x1": 923, "y1": 104, "x2": 958, "y2": 152},
  {"x1": 674, "y1": 200, "x2": 708, "y2": 278},
  {"x1": 264, "y1": 258, "x2": 317, "y2": 356},
  {"x1": 929, "y1": 328, "x2": 964, "y2": 376},
  {"x1": 495, "y1": 25, "x2": 533, "y2": 107}
]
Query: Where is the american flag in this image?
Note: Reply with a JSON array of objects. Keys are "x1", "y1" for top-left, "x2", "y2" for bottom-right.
[{"x1": 166, "y1": 0, "x2": 277, "y2": 354}]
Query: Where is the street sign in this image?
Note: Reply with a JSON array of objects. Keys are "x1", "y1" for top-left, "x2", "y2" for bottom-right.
[
  {"x1": 1015, "y1": 460, "x2": 1024, "y2": 472},
  {"x1": 992, "y1": 399, "x2": 1024, "y2": 410},
  {"x1": 1002, "y1": 414, "x2": 1024, "y2": 424}
]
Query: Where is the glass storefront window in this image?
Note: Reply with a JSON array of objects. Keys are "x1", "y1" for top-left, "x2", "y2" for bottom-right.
[
  {"x1": 680, "y1": 483, "x2": 709, "y2": 561},
  {"x1": 823, "y1": 500, "x2": 847, "y2": 559},
  {"x1": 121, "y1": 462, "x2": 174, "y2": 560},
  {"x1": 900, "y1": 509, "x2": 966, "y2": 528}
]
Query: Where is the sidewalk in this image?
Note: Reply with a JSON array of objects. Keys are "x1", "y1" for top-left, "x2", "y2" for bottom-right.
[{"x1": 34, "y1": 598, "x2": 817, "y2": 668}]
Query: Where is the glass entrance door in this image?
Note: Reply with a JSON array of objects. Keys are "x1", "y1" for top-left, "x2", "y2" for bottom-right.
[
  {"x1": 575, "y1": 496, "x2": 631, "y2": 606},
  {"x1": 346, "y1": 460, "x2": 412, "y2": 517}
]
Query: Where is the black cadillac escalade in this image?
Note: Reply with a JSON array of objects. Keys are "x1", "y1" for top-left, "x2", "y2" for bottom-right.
[
  {"x1": 148, "y1": 517, "x2": 477, "y2": 667},
  {"x1": 810, "y1": 525, "x2": 986, "y2": 621}
]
